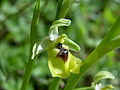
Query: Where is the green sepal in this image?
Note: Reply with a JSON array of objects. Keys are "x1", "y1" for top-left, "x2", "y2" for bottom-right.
[
  {"x1": 49, "y1": 19, "x2": 71, "y2": 41},
  {"x1": 56, "y1": 34, "x2": 80, "y2": 51},
  {"x1": 63, "y1": 36, "x2": 80, "y2": 52},
  {"x1": 92, "y1": 71, "x2": 115, "y2": 90},
  {"x1": 102, "y1": 85, "x2": 115, "y2": 90},
  {"x1": 31, "y1": 37, "x2": 53, "y2": 59},
  {"x1": 94, "y1": 71, "x2": 115, "y2": 84}
]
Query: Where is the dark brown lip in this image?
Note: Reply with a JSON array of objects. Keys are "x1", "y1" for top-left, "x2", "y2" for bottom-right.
[{"x1": 56, "y1": 43, "x2": 69, "y2": 62}]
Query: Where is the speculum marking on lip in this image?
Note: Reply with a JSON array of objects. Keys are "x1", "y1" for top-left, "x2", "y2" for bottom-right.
[{"x1": 56, "y1": 43, "x2": 68, "y2": 62}]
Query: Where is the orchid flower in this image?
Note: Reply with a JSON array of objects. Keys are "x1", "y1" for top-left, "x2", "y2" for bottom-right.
[{"x1": 31, "y1": 19, "x2": 82, "y2": 78}]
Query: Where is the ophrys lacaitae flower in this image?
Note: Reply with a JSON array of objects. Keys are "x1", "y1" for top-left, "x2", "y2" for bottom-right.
[{"x1": 32, "y1": 19, "x2": 82, "y2": 78}]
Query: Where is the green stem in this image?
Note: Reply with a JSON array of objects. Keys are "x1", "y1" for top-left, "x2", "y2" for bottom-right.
[
  {"x1": 64, "y1": 16, "x2": 120, "y2": 90},
  {"x1": 20, "y1": 0, "x2": 40, "y2": 90},
  {"x1": 49, "y1": 0, "x2": 73, "y2": 90},
  {"x1": 64, "y1": 39, "x2": 120, "y2": 90},
  {"x1": 64, "y1": 50, "x2": 98, "y2": 90},
  {"x1": 49, "y1": 77, "x2": 61, "y2": 90},
  {"x1": 20, "y1": 60, "x2": 35, "y2": 90},
  {"x1": 48, "y1": 0, "x2": 62, "y2": 89},
  {"x1": 63, "y1": 50, "x2": 102, "y2": 90},
  {"x1": 74, "y1": 87, "x2": 94, "y2": 90}
]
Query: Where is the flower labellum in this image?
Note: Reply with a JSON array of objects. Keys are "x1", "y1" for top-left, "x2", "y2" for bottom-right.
[
  {"x1": 47, "y1": 34, "x2": 82, "y2": 78},
  {"x1": 56, "y1": 43, "x2": 68, "y2": 62}
]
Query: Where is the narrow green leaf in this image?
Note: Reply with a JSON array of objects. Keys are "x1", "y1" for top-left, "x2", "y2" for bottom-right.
[
  {"x1": 21, "y1": 0, "x2": 40, "y2": 90},
  {"x1": 58, "y1": 0, "x2": 73, "y2": 19},
  {"x1": 30, "y1": 0, "x2": 40, "y2": 47},
  {"x1": 56, "y1": 0, "x2": 63, "y2": 19},
  {"x1": 100, "y1": 16, "x2": 120, "y2": 45}
]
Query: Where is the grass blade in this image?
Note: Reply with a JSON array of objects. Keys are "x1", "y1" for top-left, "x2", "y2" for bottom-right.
[{"x1": 20, "y1": 0, "x2": 40, "y2": 90}]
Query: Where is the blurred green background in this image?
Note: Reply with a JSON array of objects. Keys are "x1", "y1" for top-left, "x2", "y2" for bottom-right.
[{"x1": 0, "y1": 0, "x2": 120, "y2": 90}]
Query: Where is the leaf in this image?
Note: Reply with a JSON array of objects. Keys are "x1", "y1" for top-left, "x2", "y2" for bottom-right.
[
  {"x1": 30, "y1": 0, "x2": 41, "y2": 46},
  {"x1": 100, "y1": 16, "x2": 120, "y2": 46},
  {"x1": 94, "y1": 71, "x2": 115, "y2": 84},
  {"x1": 57, "y1": 0, "x2": 72, "y2": 19},
  {"x1": 21, "y1": 0, "x2": 41, "y2": 90}
]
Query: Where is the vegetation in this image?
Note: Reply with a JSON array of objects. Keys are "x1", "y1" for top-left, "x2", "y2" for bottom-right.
[{"x1": 0, "y1": 0, "x2": 120, "y2": 90}]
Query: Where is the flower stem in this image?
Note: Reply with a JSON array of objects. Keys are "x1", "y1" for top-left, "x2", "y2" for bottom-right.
[
  {"x1": 49, "y1": 77, "x2": 61, "y2": 90},
  {"x1": 20, "y1": 60, "x2": 35, "y2": 90},
  {"x1": 64, "y1": 16, "x2": 120, "y2": 90},
  {"x1": 49, "y1": 0, "x2": 73, "y2": 90},
  {"x1": 20, "y1": 0, "x2": 40, "y2": 90}
]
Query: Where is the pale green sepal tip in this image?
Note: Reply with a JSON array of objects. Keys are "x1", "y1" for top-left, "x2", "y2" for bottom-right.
[
  {"x1": 58, "y1": 34, "x2": 80, "y2": 51},
  {"x1": 94, "y1": 84, "x2": 115, "y2": 90},
  {"x1": 64, "y1": 38, "x2": 80, "y2": 52},
  {"x1": 31, "y1": 43, "x2": 43, "y2": 59},
  {"x1": 94, "y1": 71, "x2": 115, "y2": 83},
  {"x1": 102, "y1": 85, "x2": 115, "y2": 90},
  {"x1": 31, "y1": 37, "x2": 52, "y2": 59},
  {"x1": 52, "y1": 18, "x2": 71, "y2": 27},
  {"x1": 49, "y1": 19, "x2": 71, "y2": 41}
]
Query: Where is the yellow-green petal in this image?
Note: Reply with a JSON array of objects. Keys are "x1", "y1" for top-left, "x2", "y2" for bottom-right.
[
  {"x1": 68, "y1": 52, "x2": 82, "y2": 74},
  {"x1": 47, "y1": 48, "x2": 70, "y2": 78},
  {"x1": 47, "y1": 34, "x2": 82, "y2": 78}
]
